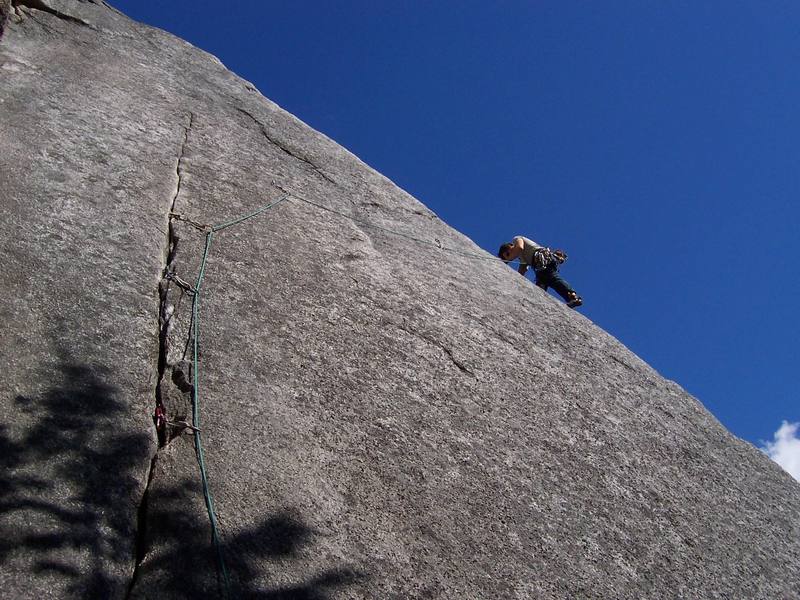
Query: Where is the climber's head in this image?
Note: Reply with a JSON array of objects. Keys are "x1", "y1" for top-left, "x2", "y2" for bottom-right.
[{"x1": 498, "y1": 242, "x2": 514, "y2": 261}]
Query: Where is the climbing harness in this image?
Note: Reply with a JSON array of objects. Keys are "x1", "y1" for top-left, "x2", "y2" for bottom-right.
[{"x1": 532, "y1": 247, "x2": 567, "y2": 271}]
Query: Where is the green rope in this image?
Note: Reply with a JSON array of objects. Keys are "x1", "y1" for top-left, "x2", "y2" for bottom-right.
[
  {"x1": 186, "y1": 193, "x2": 290, "y2": 598},
  {"x1": 191, "y1": 230, "x2": 233, "y2": 597},
  {"x1": 211, "y1": 194, "x2": 290, "y2": 232},
  {"x1": 181, "y1": 189, "x2": 533, "y2": 597}
]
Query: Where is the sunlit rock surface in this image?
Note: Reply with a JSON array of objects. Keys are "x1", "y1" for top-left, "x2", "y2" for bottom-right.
[{"x1": 1, "y1": 2, "x2": 798, "y2": 598}]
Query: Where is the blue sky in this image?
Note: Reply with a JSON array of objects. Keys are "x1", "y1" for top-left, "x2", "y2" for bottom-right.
[{"x1": 111, "y1": 1, "x2": 799, "y2": 470}]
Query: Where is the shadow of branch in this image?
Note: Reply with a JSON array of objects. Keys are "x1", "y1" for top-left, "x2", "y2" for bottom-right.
[
  {"x1": 134, "y1": 478, "x2": 367, "y2": 599},
  {"x1": 0, "y1": 354, "x2": 151, "y2": 596}
]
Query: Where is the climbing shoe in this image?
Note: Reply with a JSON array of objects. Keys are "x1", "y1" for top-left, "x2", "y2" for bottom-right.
[{"x1": 567, "y1": 294, "x2": 583, "y2": 308}]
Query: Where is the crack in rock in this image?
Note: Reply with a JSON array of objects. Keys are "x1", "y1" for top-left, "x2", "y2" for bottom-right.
[
  {"x1": 12, "y1": 0, "x2": 95, "y2": 29},
  {"x1": 125, "y1": 454, "x2": 157, "y2": 600},
  {"x1": 235, "y1": 106, "x2": 337, "y2": 185},
  {"x1": 156, "y1": 112, "x2": 197, "y2": 446},
  {"x1": 127, "y1": 114, "x2": 198, "y2": 597},
  {"x1": 610, "y1": 354, "x2": 638, "y2": 373},
  {"x1": 170, "y1": 112, "x2": 192, "y2": 217},
  {"x1": 398, "y1": 323, "x2": 476, "y2": 378},
  {"x1": 0, "y1": 0, "x2": 11, "y2": 38}
]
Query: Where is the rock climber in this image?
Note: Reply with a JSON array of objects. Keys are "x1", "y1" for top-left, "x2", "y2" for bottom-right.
[{"x1": 498, "y1": 236, "x2": 583, "y2": 308}]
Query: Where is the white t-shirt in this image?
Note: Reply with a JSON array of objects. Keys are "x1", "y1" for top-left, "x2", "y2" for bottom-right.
[{"x1": 513, "y1": 236, "x2": 542, "y2": 268}]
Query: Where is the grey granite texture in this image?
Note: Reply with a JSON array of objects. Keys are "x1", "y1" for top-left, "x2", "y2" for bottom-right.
[{"x1": 1, "y1": 2, "x2": 798, "y2": 598}]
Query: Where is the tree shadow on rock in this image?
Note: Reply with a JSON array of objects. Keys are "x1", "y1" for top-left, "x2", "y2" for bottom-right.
[
  {"x1": 136, "y1": 476, "x2": 366, "y2": 599},
  {"x1": 232, "y1": 511, "x2": 365, "y2": 600},
  {"x1": 0, "y1": 353, "x2": 151, "y2": 597}
]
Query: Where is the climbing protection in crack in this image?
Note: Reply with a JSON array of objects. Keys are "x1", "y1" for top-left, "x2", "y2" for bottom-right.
[
  {"x1": 154, "y1": 113, "x2": 195, "y2": 447},
  {"x1": 139, "y1": 148, "x2": 577, "y2": 592}
]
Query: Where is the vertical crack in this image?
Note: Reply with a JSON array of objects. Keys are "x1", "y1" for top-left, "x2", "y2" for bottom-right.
[
  {"x1": 156, "y1": 111, "x2": 194, "y2": 445},
  {"x1": 127, "y1": 114, "x2": 196, "y2": 597},
  {"x1": 171, "y1": 112, "x2": 192, "y2": 217},
  {"x1": 124, "y1": 454, "x2": 157, "y2": 600}
]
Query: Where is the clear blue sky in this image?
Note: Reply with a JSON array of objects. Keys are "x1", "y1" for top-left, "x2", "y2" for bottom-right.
[{"x1": 111, "y1": 1, "x2": 798, "y2": 452}]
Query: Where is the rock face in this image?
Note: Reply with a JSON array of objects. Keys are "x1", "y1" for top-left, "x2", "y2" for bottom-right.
[{"x1": 1, "y1": 2, "x2": 798, "y2": 599}]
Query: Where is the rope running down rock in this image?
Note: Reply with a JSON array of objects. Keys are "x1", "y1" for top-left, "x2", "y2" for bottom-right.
[{"x1": 179, "y1": 189, "x2": 529, "y2": 596}]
